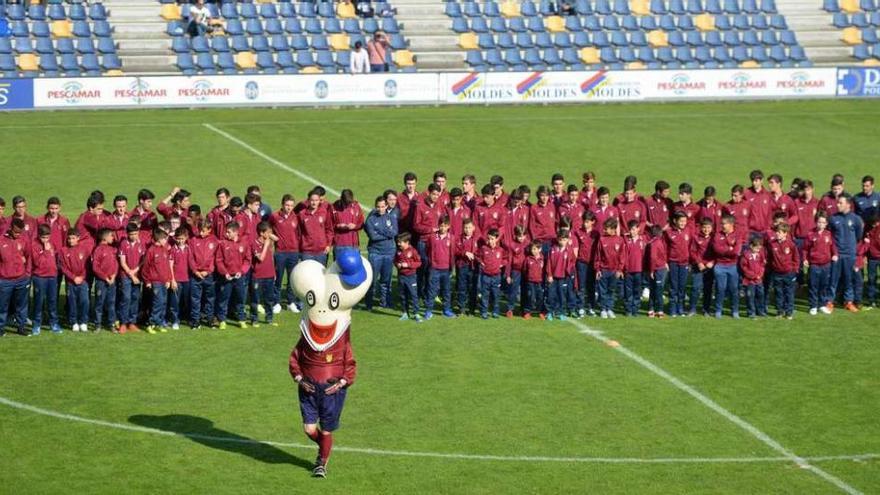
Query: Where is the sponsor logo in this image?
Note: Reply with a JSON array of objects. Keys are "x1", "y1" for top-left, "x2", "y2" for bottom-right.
[
  {"x1": 777, "y1": 71, "x2": 825, "y2": 93},
  {"x1": 0, "y1": 79, "x2": 34, "y2": 109},
  {"x1": 657, "y1": 73, "x2": 705, "y2": 95},
  {"x1": 837, "y1": 67, "x2": 880, "y2": 97},
  {"x1": 178, "y1": 79, "x2": 230, "y2": 101},
  {"x1": 718, "y1": 72, "x2": 766, "y2": 94},
  {"x1": 580, "y1": 69, "x2": 608, "y2": 94},
  {"x1": 245, "y1": 81, "x2": 259, "y2": 100},
  {"x1": 314, "y1": 80, "x2": 329, "y2": 99},
  {"x1": 451, "y1": 72, "x2": 482, "y2": 96},
  {"x1": 383, "y1": 79, "x2": 398, "y2": 98},
  {"x1": 580, "y1": 70, "x2": 641, "y2": 99},
  {"x1": 47, "y1": 81, "x2": 101, "y2": 104},
  {"x1": 516, "y1": 72, "x2": 545, "y2": 95},
  {"x1": 114, "y1": 79, "x2": 167, "y2": 103}
]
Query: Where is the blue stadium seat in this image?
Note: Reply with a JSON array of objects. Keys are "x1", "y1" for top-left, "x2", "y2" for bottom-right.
[
  {"x1": 452, "y1": 17, "x2": 469, "y2": 32},
  {"x1": 333, "y1": 50, "x2": 349, "y2": 72},
  {"x1": 304, "y1": 17, "x2": 322, "y2": 34},
  {"x1": 863, "y1": 28, "x2": 879, "y2": 43},
  {"x1": 751, "y1": 44, "x2": 768, "y2": 61},
  {"x1": 240, "y1": 2, "x2": 258, "y2": 18},
  {"x1": 74, "y1": 20, "x2": 92, "y2": 37},
  {"x1": 659, "y1": 14, "x2": 677, "y2": 30},
  {"x1": 221, "y1": 3, "x2": 238, "y2": 19},
  {"x1": 614, "y1": 0, "x2": 631, "y2": 14},
  {"x1": 190, "y1": 35, "x2": 208, "y2": 52},
  {"x1": 686, "y1": 30, "x2": 703, "y2": 45},
  {"x1": 11, "y1": 21, "x2": 29, "y2": 37},
  {"x1": 675, "y1": 45, "x2": 694, "y2": 62},
  {"x1": 592, "y1": 30, "x2": 610, "y2": 47},
  {"x1": 584, "y1": 15, "x2": 602, "y2": 31},
  {"x1": 611, "y1": 30, "x2": 628, "y2": 46},
  {"x1": 68, "y1": 3, "x2": 86, "y2": 20},
  {"x1": 640, "y1": 15, "x2": 658, "y2": 30},
  {"x1": 621, "y1": 14, "x2": 639, "y2": 30},
  {"x1": 714, "y1": 45, "x2": 731, "y2": 62},
  {"x1": 226, "y1": 19, "x2": 244, "y2": 35},
  {"x1": 6, "y1": 4, "x2": 25, "y2": 21},
  {"x1": 196, "y1": 52, "x2": 216, "y2": 73},
  {"x1": 299, "y1": 2, "x2": 317, "y2": 18},
  {"x1": 650, "y1": 0, "x2": 667, "y2": 13},
  {"x1": 706, "y1": 0, "x2": 723, "y2": 13},
  {"x1": 89, "y1": 3, "x2": 106, "y2": 20},
  {"x1": 536, "y1": 31, "x2": 553, "y2": 48},
  {"x1": 208, "y1": 36, "x2": 228, "y2": 52},
  {"x1": 723, "y1": 30, "x2": 741, "y2": 45},
  {"x1": 29, "y1": 4, "x2": 47, "y2": 21},
  {"x1": 761, "y1": 29, "x2": 778, "y2": 45},
  {"x1": 312, "y1": 34, "x2": 329, "y2": 50},
  {"x1": 232, "y1": 35, "x2": 250, "y2": 52},
  {"x1": 81, "y1": 53, "x2": 100, "y2": 75},
  {"x1": 669, "y1": 0, "x2": 686, "y2": 14},
  {"x1": 382, "y1": 17, "x2": 400, "y2": 33},
  {"x1": 276, "y1": 50, "x2": 296, "y2": 73},
  {"x1": 742, "y1": 30, "x2": 760, "y2": 45},
  {"x1": 561, "y1": 46, "x2": 580, "y2": 63},
  {"x1": 491, "y1": 16, "x2": 508, "y2": 32},
  {"x1": 48, "y1": 4, "x2": 65, "y2": 20},
  {"x1": 823, "y1": 0, "x2": 840, "y2": 11},
  {"x1": 97, "y1": 37, "x2": 115, "y2": 54},
  {"x1": 465, "y1": 48, "x2": 485, "y2": 67},
  {"x1": 832, "y1": 12, "x2": 849, "y2": 28},
  {"x1": 595, "y1": 0, "x2": 612, "y2": 14},
  {"x1": 732, "y1": 44, "x2": 749, "y2": 61},
  {"x1": 497, "y1": 32, "x2": 516, "y2": 48},
  {"x1": 445, "y1": 2, "x2": 462, "y2": 16},
  {"x1": 344, "y1": 18, "x2": 361, "y2": 34},
  {"x1": 296, "y1": 50, "x2": 316, "y2": 67},
  {"x1": 55, "y1": 38, "x2": 74, "y2": 54},
  {"x1": 265, "y1": 18, "x2": 284, "y2": 35},
  {"x1": 0, "y1": 38, "x2": 11, "y2": 55},
  {"x1": 687, "y1": 0, "x2": 703, "y2": 14},
  {"x1": 853, "y1": 43, "x2": 871, "y2": 60},
  {"x1": 715, "y1": 14, "x2": 731, "y2": 29},
  {"x1": 94, "y1": 21, "x2": 112, "y2": 38},
  {"x1": 217, "y1": 51, "x2": 237, "y2": 73},
  {"x1": 318, "y1": 2, "x2": 335, "y2": 18},
  {"x1": 678, "y1": 14, "x2": 695, "y2": 29},
  {"x1": 573, "y1": 31, "x2": 590, "y2": 47},
  {"x1": 60, "y1": 52, "x2": 80, "y2": 74},
  {"x1": 638, "y1": 45, "x2": 656, "y2": 62},
  {"x1": 32, "y1": 21, "x2": 50, "y2": 38},
  {"x1": 349, "y1": 33, "x2": 365, "y2": 48},
  {"x1": 543, "y1": 47, "x2": 562, "y2": 67},
  {"x1": 752, "y1": 14, "x2": 768, "y2": 29},
  {"x1": 631, "y1": 30, "x2": 647, "y2": 46},
  {"x1": 284, "y1": 18, "x2": 303, "y2": 34},
  {"x1": 252, "y1": 35, "x2": 270, "y2": 52},
  {"x1": 39, "y1": 53, "x2": 59, "y2": 75},
  {"x1": 521, "y1": 1, "x2": 538, "y2": 16},
  {"x1": 247, "y1": 18, "x2": 265, "y2": 35},
  {"x1": 732, "y1": 13, "x2": 749, "y2": 29},
  {"x1": 527, "y1": 15, "x2": 545, "y2": 31},
  {"x1": 564, "y1": 15, "x2": 582, "y2": 31},
  {"x1": 523, "y1": 47, "x2": 545, "y2": 68},
  {"x1": 280, "y1": 2, "x2": 296, "y2": 18},
  {"x1": 76, "y1": 37, "x2": 95, "y2": 54},
  {"x1": 324, "y1": 18, "x2": 342, "y2": 34},
  {"x1": 760, "y1": 0, "x2": 777, "y2": 13},
  {"x1": 770, "y1": 14, "x2": 787, "y2": 28},
  {"x1": 270, "y1": 34, "x2": 289, "y2": 51},
  {"x1": 36, "y1": 38, "x2": 54, "y2": 55},
  {"x1": 291, "y1": 34, "x2": 309, "y2": 50},
  {"x1": 600, "y1": 46, "x2": 619, "y2": 62},
  {"x1": 260, "y1": 3, "x2": 278, "y2": 18},
  {"x1": 554, "y1": 32, "x2": 573, "y2": 47},
  {"x1": 780, "y1": 30, "x2": 797, "y2": 45},
  {"x1": 657, "y1": 45, "x2": 674, "y2": 62},
  {"x1": 539, "y1": 0, "x2": 555, "y2": 16},
  {"x1": 516, "y1": 31, "x2": 534, "y2": 48},
  {"x1": 723, "y1": 0, "x2": 739, "y2": 13},
  {"x1": 177, "y1": 52, "x2": 196, "y2": 74},
  {"x1": 463, "y1": 1, "x2": 481, "y2": 17},
  {"x1": 486, "y1": 48, "x2": 505, "y2": 69},
  {"x1": 861, "y1": 0, "x2": 876, "y2": 10},
  {"x1": 576, "y1": 0, "x2": 593, "y2": 15},
  {"x1": 479, "y1": 32, "x2": 496, "y2": 48},
  {"x1": 0, "y1": 53, "x2": 15, "y2": 74},
  {"x1": 257, "y1": 51, "x2": 277, "y2": 72},
  {"x1": 769, "y1": 44, "x2": 787, "y2": 62},
  {"x1": 705, "y1": 30, "x2": 722, "y2": 46},
  {"x1": 603, "y1": 15, "x2": 621, "y2": 30},
  {"x1": 504, "y1": 47, "x2": 524, "y2": 67}
]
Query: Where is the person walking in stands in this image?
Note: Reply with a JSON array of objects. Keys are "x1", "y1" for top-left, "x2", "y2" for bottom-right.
[
  {"x1": 367, "y1": 30, "x2": 390, "y2": 72},
  {"x1": 364, "y1": 195, "x2": 397, "y2": 311},
  {"x1": 31, "y1": 224, "x2": 61, "y2": 335},
  {"x1": 350, "y1": 41, "x2": 370, "y2": 73},
  {"x1": 828, "y1": 195, "x2": 863, "y2": 312}
]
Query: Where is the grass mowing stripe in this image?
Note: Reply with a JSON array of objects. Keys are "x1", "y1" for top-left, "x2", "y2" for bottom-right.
[
  {"x1": 2, "y1": 395, "x2": 877, "y2": 465},
  {"x1": 568, "y1": 320, "x2": 865, "y2": 495}
]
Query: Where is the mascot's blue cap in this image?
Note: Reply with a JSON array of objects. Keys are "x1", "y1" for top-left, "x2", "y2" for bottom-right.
[{"x1": 337, "y1": 250, "x2": 367, "y2": 287}]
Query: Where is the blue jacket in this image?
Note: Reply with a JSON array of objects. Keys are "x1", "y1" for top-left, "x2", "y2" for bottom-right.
[
  {"x1": 365, "y1": 209, "x2": 398, "y2": 256},
  {"x1": 829, "y1": 211, "x2": 863, "y2": 257},
  {"x1": 854, "y1": 191, "x2": 880, "y2": 222}
]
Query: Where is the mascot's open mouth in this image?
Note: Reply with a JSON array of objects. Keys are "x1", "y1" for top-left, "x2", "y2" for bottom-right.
[{"x1": 308, "y1": 319, "x2": 337, "y2": 345}]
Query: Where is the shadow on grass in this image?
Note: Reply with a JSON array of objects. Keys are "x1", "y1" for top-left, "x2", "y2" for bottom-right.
[{"x1": 128, "y1": 414, "x2": 313, "y2": 470}]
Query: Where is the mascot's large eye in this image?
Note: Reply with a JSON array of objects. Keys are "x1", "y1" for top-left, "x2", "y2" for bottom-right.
[
  {"x1": 306, "y1": 291, "x2": 316, "y2": 307},
  {"x1": 329, "y1": 292, "x2": 340, "y2": 310}
]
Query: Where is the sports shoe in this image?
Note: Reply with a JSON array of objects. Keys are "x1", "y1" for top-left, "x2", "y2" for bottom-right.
[
  {"x1": 413, "y1": 314, "x2": 424, "y2": 323},
  {"x1": 732, "y1": 313, "x2": 740, "y2": 319},
  {"x1": 312, "y1": 464, "x2": 326, "y2": 478},
  {"x1": 647, "y1": 311, "x2": 655, "y2": 318},
  {"x1": 600, "y1": 311, "x2": 608, "y2": 319},
  {"x1": 505, "y1": 310, "x2": 514, "y2": 318},
  {"x1": 538, "y1": 313, "x2": 546, "y2": 320},
  {"x1": 31, "y1": 326, "x2": 41, "y2": 336},
  {"x1": 128, "y1": 324, "x2": 141, "y2": 333},
  {"x1": 523, "y1": 313, "x2": 532, "y2": 320},
  {"x1": 824, "y1": 302, "x2": 834, "y2": 313},
  {"x1": 656, "y1": 312, "x2": 666, "y2": 319},
  {"x1": 546, "y1": 313, "x2": 554, "y2": 321},
  {"x1": 256, "y1": 304, "x2": 266, "y2": 315},
  {"x1": 72, "y1": 323, "x2": 80, "y2": 332},
  {"x1": 288, "y1": 303, "x2": 300, "y2": 313},
  {"x1": 146, "y1": 326, "x2": 157, "y2": 334},
  {"x1": 844, "y1": 302, "x2": 859, "y2": 313},
  {"x1": 424, "y1": 312, "x2": 433, "y2": 321},
  {"x1": 608, "y1": 311, "x2": 617, "y2": 319},
  {"x1": 641, "y1": 287, "x2": 650, "y2": 300},
  {"x1": 809, "y1": 308, "x2": 818, "y2": 316},
  {"x1": 50, "y1": 325, "x2": 62, "y2": 334},
  {"x1": 218, "y1": 322, "x2": 227, "y2": 330},
  {"x1": 172, "y1": 323, "x2": 180, "y2": 330},
  {"x1": 588, "y1": 309, "x2": 597, "y2": 317},
  {"x1": 443, "y1": 310, "x2": 456, "y2": 318},
  {"x1": 786, "y1": 315, "x2": 794, "y2": 320},
  {"x1": 268, "y1": 322, "x2": 279, "y2": 327},
  {"x1": 272, "y1": 304, "x2": 282, "y2": 314},
  {"x1": 252, "y1": 322, "x2": 261, "y2": 328},
  {"x1": 558, "y1": 314, "x2": 567, "y2": 321},
  {"x1": 399, "y1": 313, "x2": 409, "y2": 321},
  {"x1": 819, "y1": 306, "x2": 832, "y2": 315},
  {"x1": 578, "y1": 309, "x2": 586, "y2": 318},
  {"x1": 238, "y1": 321, "x2": 249, "y2": 328},
  {"x1": 159, "y1": 326, "x2": 168, "y2": 333}
]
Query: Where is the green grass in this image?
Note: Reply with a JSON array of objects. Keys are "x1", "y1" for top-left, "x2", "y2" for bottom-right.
[{"x1": 1, "y1": 100, "x2": 880, "y2": 494}]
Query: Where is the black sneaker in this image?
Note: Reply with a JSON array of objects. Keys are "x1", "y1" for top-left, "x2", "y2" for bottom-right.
[
  {"x1": 17, "y1": 328, "x2": 30, "y2": 337},
  {"x1": 312, "y1": 465, "x2": 326, "y2": 478}
]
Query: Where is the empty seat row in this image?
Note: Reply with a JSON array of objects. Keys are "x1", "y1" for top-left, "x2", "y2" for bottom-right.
[
  {"x1": 0, "y1": 36, "x2": 115, "y2": 55},
  {"x1": 833, "y1": 11, "x2": 880, "y2": 27},
  {"x1": 852, "y1": 42, "x2": 880, "y2": 58},
  {"x1": 465, "y1": 27, "x2": 796, "y2": 48},
  {"x1": 5, "y1": 20, "x2": 113, "y2": 38},
  {"x1": 452, "y1": 12, "x2": 787, "y2": 32},
  {"x1": 824, "y1": 0, "x2": 878, "y2": 12},
  {"x1": 1, "y1": 3, "x2": 106, "y2": 21},
  {"x1": 210, "y1": 1, "x2": 392, "y2": 19},
  {"x1": 208, "y1": 16, "x2": 400, "y2": 36},
  {"x1": 0, "y1": 52, "x2": 120, "y2": 76},
  {"x1": 445, "y1": 0, "x2": 776, "y2": 17},
  {"x1": 172, "y1": 33, "x2": 406, "y2": 53}
]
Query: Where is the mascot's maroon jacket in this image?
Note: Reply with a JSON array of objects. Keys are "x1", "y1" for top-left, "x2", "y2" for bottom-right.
[{"x1": 289, "y1": 332, "x2": 357, "y2": 385}]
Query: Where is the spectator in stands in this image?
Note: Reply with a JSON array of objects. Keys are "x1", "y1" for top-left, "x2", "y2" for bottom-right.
[
  {"x1": 188, "y1": 0, "x2": 211, "y2": 37},
  {"x1": 559, "y1": 1, "x2": 575, "y2": 15},
  {"x1": 367, "y1": 31, "x2": 391, "y2": 73},
  {"x1": 350, "y1": 41, "x2": 371, "y2": 74},
  {"x1": 355, "y1": 0, "x2": 374, "y2": 18}
]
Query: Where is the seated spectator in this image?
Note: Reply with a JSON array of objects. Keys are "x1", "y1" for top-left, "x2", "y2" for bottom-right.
[
  {"x1": 350, "y1": 41, "x2": 371, "y2": 74},
  {"x1": 367, "y1": 31, "x2": 390, "y2": 73},
  {"x1": 355, "y1": 0, "x2": 374, "y2": 18},
  {"x1": 187, "y1": 0, "x2": 211, "y2": 37},
  {"x1": 560, "y1": 1, "x2": 575, "y2": 15}
]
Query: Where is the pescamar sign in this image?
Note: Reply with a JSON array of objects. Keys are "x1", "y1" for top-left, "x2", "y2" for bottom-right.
[{"x1": 837, "y1": 67, "x2": 880, "y2": 97}]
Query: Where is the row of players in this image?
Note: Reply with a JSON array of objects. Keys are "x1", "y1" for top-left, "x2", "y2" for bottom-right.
[{"x1": 0, "y1": 170, "x2": 876, "y2": 334}]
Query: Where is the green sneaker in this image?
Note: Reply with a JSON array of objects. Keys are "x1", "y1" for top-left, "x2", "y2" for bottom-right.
[
  {"x1": 146, "y1": 326, "x2": 157, "y2": 334},
  {"x1": 159, "y1": 326, "x2": 168, "y2": 333},
  {"x1": 268, "y1": 321, "x2": 279, "y2": 327},
  {"x1": 252, "y1": 322, "x2": 261, "y2": 328},
  {"x1": 218, "y1": 321, "x2": 227, "y2": 330},
  {"x1": 238, "y1": 321, "x2": 249, "y2": 329}
]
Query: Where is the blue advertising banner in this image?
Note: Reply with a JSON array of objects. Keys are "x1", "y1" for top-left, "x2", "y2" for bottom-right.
[
  {"x1": 0, "y1": 79, "x2": 35, "y2": 110},
  {"x1": 837, "y1": 67, "x2": 880, "y2": 97}
]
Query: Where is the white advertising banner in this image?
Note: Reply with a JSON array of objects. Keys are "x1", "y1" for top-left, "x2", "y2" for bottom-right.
[
  {"x1": 642, "y1": 68, "x2": 837, "y2": 99},
  {"x1": 33, "y1": 76, "x2": 142, "y2": 108},
  {"x1": 442, "y1": 70, "x2": 645, "y2": 104}
]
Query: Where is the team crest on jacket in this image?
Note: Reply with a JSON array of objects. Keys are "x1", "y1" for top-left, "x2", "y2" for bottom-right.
[
  {"x1": 325, "y1": 354, "x2": 333, "y2": 363},
  {"x1": 492, "y1": 212, "x2": 498, "y2": 219},
  {"x1": 784, "y1": 247, "x2": 790, "y2": 254},
  {"x1": 209, "y1": 242, "x2": 215, "y2": 250},
  {"x1": 634, "y1": 211, "x2": 640, "y2": 218}
]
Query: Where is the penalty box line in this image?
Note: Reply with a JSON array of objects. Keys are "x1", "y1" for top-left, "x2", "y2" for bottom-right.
[{"x1": 568, "y1": 320, "x2": 864, "y2": 495}]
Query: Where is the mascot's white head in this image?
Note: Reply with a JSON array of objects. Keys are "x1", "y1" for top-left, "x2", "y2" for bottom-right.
[{"x1": 292, "y1": 250, "x2": 373, "y2": 351}]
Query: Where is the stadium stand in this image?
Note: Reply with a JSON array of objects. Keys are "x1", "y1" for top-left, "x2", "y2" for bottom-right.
[
  {"x1": 824, "y1": 0, "x2": 880, "y2": 64},
  {"x1": 0, "y1": 1, "x2": 121, "y2": 77},
  {"x1": 447, "y1": 0, "x2": 813, "y2": 70},
  {"x1": 163, "y1": 0, "x2": 416, "y2": 75}
]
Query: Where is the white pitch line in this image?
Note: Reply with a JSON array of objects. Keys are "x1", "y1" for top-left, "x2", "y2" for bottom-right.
[
  {"x1": 1, "y1": 110, "x2": 879, "y2": 130},
  {"x1": 568, "y1": 320, "x2": 864, "y2": 495},
  {"x1": 0, "y1": 396, "x2": 876, "y2": 466}
]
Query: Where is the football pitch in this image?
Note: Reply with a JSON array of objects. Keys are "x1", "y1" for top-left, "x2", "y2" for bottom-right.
[{"x1": 1, "y1": 99, "x2": 879, "y2": 494}]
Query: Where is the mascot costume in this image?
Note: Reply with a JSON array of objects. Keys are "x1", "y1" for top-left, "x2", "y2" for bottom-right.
[{"x1": 288, "y1": 250, "x2": 372, "y2": 478}]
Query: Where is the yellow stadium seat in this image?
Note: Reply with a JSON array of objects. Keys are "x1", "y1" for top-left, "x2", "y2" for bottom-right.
[
  {"x1": 51, "y1": 20, "x2": 72, "y2": 38},
  {"x1": 647, "y1": 30, "x2": 668, "y2": 47},
  {"x1": 627, "y1": 61, "x2": 646, "y2": 69},
  {"x1": 256, "y1": 0, "x2": 273, "y2": 3},
  {"x1": 579, "y1": 47, "x2": 600, "y2": 64},
  {"x1": 394, "y1": 50, "x2": 415, "y2": 67},
  {"x1": 105, "y1": 69, "x2": 125, "y2": 76},
  {"x1": 235, "y1": 52, "x2": 257, "y2": 69},
  {"x1": 840, "y1": 0, "x2": 860, "y2": 13},
  {"x1": 458, "y1": 32, "x2": 478, "y2": 49},
  {"x1": 739, "y1": 60, "x2": 759, "y2": 68},
  {"x1": 695, "y1": 13, "x2": 715, "y2": 31},
  {"x1": 161, "y1": 4, "x2": 182, "y2": 20},
  {"x1": 330, "y1": 33, "x2": 351, "y2": 50},
  {"x1": 545, "y1": 15, "x2": 565, "y2": 32},
  {"x1": 630, "y1": 0, "x2": 650, "y2": 15},
  {"x1": 337, "y1": 2, "x2": 357, "y2": 18},
  {"x1": 864, "y1": 58, "x2": 880, "y2": 66},
  {"x1": 18, "y1": 53, "x2": 38, "y2": 71},
  {"x1": 842, "y1": 26, "x2": 862, "y2": 45},
  {"x1": 301, "y1": 66, "x2": 322, "y2": 74},
  {"x1": 501, "y1": 1, "x2": 521, "y2": 17}
]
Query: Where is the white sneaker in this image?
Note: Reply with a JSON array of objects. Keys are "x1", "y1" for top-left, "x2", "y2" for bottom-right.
[
  {"x1": 641, "y1": 288, "x2": 650, "y2": 300},
  {"x1": 172, "y1": 323, "x2": 180, "y2": 330},
  {"x1": 272, "y1": 304, "x2": 282, "y2": 314},
  {"x1": 288, "y1": 303, "x2": 300, "y2": 313},
  {"x1": 809, "y1": 308, "x2": 818, "y2": 316},
  {"x1": 72, "y1": 323, "x2": 80, "y2": 332},
  {"x1": 257, "y1": 304, "x2": 266, "y2": 315},
  {"x1": 608, "y1": 311, "x2": 617, "y2": 319},
  {"x1": 600, "y1": 310, "x2": 608, "y2": 319},
  {"x1": 820, "y1": 306, "x2": 832, "y2": 315},
  {"x1": 578, "y1": 308, "x2": 585, "y2": 318}
]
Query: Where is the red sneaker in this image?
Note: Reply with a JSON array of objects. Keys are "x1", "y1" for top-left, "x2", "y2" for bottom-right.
[
  {"x1": 844, "y1": 302, "x2": 859, "y2": 313},
  {"x1": 825, "y1": 302, "x2": 835, "y2": 313},
  {"x1": 522, "y1": 312, "x2": 532, "y2": 320},
  {"x1": 505, "y1": 310, "x2": 513, "y2": 318},
  {"x1": 128, "y1": 324, "x2": 141, "y2": 333},
  {"x1": 538, "y1": 313, "x2": 546, "y2": 320}
]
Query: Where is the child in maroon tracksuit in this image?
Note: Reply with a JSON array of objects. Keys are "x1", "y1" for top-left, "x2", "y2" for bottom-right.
[
  {"x1": 31, "y1": 224, "x2": 60, "y2": 334},
  {"x1": 91, "y1": 229, "x2": 119, "y2": 331},
  {"x1": 595, "y1": 218, "x2": 625, "y2": 318},
  {"x1": 142, "y1": 229, "x2": 175, "y2": 332},
  {"x1": 766, "y1": 223, "x2": 799, "y2": 319},
  {"x1": 647, "y1": 225, "x2": 668, "y2": 318},
  {"x1": 250, "y1": 222, "x2": 277, "y2": 326},
  {"x1": 739, "y1": 237, "x2": 767, "y2": 318},
  {"x1": 572, "y1": 211, "x2": 598, "y2": 317},
  {"x1": 478, "y1": 228, "x2": 506, "y2": 319},
  {"x1": 455, "y1": 219, "x2": 479, "y2": 315},
  {"x1": 169, "y1": 227, "x2": 191, "y2": 330},
  {"x1": 503, "y1": 225, "x2": 530, "y2": 317},
  {"x1": 803, "y1": 213, "x2": 837, "y2": 314},
  {"x1": 622, "y1": 220, "x2": 647, "y2": 317},
  {"x1": 394, "y1": 232, "x2": 422, "y2": 321},
  {"x1": 545, "y1": 229, "x2": 574, "y2": 320},
  {"x1": 523, "y1": 241, "x2": 545, "y2": 319},
  {"x1": 60, "y1": 229, "x2": 90, "y2": 331}
]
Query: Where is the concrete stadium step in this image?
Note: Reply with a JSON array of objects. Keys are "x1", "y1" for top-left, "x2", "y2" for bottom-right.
[
  {"x1": 394, "y1": 4, "x2": 445, "y2": 17},
  {"x1": 105, "y1": 5, "x2": 160, "y2": 19},
  {"x1": 408, "y1": 35, "x2": 459, "y2": 51},
  {"x1": 774, "y1": 0, "x2": 854, "y2": 65},
  {"x1": 395, "y1": 0, "x2": 466, "y2": 70},
  {"x1": 414, "y1": 51, "x2": 465, "y2": 67},
  {"x1": 112, "y1": 22, "x2": 168, "y2": 40},
  {"x1": 119, "y1": 54, "x2": 176, "y2": 70},
  {"x1": 805, "y1": 45, "x2": 855, "y2": 61}
]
